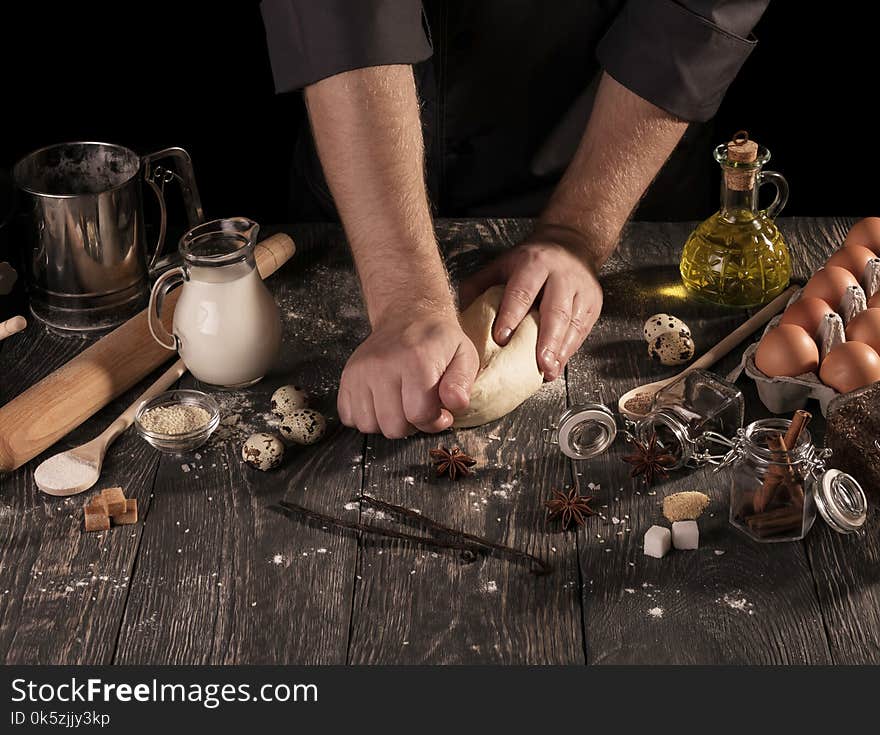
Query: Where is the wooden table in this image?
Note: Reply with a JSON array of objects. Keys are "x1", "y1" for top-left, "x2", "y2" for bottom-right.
[{"x1": 1, "y1": 217, "x2": 877, "y2": 665}]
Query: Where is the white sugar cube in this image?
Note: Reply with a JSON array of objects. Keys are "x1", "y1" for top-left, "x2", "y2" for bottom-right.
[
  {"x1": 672, "y1": 520, "x2": 699, "y2": 550},
  {"x1": 643, "y1": 525, "x2": 671, "y2": 558}
]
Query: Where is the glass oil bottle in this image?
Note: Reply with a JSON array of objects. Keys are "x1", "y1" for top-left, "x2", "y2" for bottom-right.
[{"x1": 680, "y1": 132, "x2": 791, "y2": 307}]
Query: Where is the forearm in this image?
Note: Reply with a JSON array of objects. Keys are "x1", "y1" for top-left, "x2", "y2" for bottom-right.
[
  {"x1": 305, "y1": 65, "x2": 453, "y2": 326},
  {"x1": 540, "y1": 72, "x2": 689, "y2": 267}
]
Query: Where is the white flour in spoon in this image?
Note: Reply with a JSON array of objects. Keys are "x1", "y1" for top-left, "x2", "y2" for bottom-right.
[{"x1": 34, "y1": 453, "x2": 98, "y2": 494}]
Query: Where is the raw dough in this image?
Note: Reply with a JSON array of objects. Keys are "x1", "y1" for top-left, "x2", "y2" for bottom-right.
[{"x1": 452, "y1": 286, "x2": 544, "y2": 428}]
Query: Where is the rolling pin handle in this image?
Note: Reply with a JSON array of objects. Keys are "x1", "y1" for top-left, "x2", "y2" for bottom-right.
[{"x1": 148, "y1": 266, "x2": 185, "y2": 351}]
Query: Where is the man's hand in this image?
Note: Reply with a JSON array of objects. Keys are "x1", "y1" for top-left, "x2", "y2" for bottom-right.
[
  {"x1": 460, "y1": 227, "x2": 603, "y2": 382},
  {"x1": 338, "y1": 309, "x2": 479, "y2": 438},
  {"x1": 460, "y1": 73, "x2": 688, "y2": 381}
]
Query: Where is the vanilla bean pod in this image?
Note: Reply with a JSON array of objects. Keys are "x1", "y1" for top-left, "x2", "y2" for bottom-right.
[
  {"x1": 275, "y1": 498, "x2": 553, "y2": 576},
  {"x1": 359, "y1": 494, "x2": 553, "y2": 573}
]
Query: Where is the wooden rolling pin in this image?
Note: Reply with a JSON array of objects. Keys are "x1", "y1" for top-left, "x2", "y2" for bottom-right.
[{"x1": 0, "y1": 233, "x2": 296, "y2": 472}]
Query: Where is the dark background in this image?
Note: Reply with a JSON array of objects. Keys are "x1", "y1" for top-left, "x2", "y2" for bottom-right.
[{"x1": 0, "y1": 2, "x2": 876, "y2": 225}]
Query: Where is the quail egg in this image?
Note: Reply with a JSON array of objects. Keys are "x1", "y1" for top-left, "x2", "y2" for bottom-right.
[
  {"x1": 279, "y1": 409, "x2": 327, "y2": 446},
  {"x1": 242, "y1": 432, "x2": 285, "y2": 471},
  {"x1": 648, "y1": 330, "x2": 695, "y2": 366},
  {"x1": 643, "y1": 313, "x2": 691, "y2": 343},
  {"x1": 271, "y1": 384, "x2": 309, "y2": 417}
]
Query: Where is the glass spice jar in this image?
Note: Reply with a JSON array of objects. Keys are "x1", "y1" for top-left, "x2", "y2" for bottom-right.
[
  {"x1": 719, "y1": 418, "x2": 867, "y2": 543},
  {"x1": 630, "y1": 369, "x2": 744, "y2": 469},
  {"x1": 545, "y1": 370, "x2": 743, "y2": 465}
]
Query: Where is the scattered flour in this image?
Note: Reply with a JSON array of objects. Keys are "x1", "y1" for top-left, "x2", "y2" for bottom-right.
[
  {"x1": 719, "y1": 592, "x2": 754, "y2": 614},
  {"x1": 647, "y1": 607, "x2": 664, "y2": 618}
]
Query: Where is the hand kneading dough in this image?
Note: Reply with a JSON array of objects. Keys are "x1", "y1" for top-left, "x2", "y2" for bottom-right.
[{"x1": 452, "y1": 286, "x2": 544, "y2": 428}]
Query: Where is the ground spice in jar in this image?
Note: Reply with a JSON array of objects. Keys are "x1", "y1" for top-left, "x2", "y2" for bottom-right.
[{"x1": 139, "y1": 404, "x2": 211, "y2": 435}]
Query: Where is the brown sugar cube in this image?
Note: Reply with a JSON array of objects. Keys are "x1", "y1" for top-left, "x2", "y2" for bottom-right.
[
  {"x1": 101, "y1": 486, "x2": 127, "y2": 516},
  {"x1": 84, "y1": 500, "x2": 110, "y2": 533},
  {"x1": 112, "y1": 498, "x2": 138, "y2": 526}
]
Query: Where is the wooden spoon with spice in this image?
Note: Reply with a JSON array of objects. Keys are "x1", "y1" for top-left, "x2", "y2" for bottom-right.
[
  {"x1": 34, "y1": 359, "x2": 186, "y2": 496},
  {"x1": 618, "y1": 285, "x2": 798, "y2": 419}
]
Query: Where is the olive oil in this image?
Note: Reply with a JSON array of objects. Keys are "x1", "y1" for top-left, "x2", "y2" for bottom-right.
[{"x1": 680, "y1": 134, "x2": 790, "y2": 308}]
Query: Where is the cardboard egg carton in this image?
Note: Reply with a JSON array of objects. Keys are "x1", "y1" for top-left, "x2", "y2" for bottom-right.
[{"x1": 731, "y1": 276, "x2": 878, "y2": 417}]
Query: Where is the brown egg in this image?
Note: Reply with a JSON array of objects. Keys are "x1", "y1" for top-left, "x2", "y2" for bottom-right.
[
  {"x1": 826, "y1": 244, "x2": 877, "y2": 280},
  {"x1": 801, "y1": 266, "x2": 860, "y2": 311},
  {"x1": 819, "y1": 341, "x2": 880, "y2": 394},
  {"x1": 844, "y1": 217, "x2": 880, "y2": 254},
  {"x1": 871, "y1": 291, "x2": 880, "y2": 309},
  {"x1": 755, "y1": 324, "x2": 820, "y2": 377},
  {"x1": 845, "y1": 308, "x2": 880, "y2": 353},
  {"x1": 779, "y1": 297, "x2": 836, "y2": 338}
]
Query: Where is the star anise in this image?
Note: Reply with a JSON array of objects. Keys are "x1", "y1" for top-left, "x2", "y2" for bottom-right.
[
  {"x1": 622, "y1": 431, "x2": 676, "y2": 486},
  {"x1": 429, "y1": 445, "x2": 477, "y2": 480},
  {"x1": 544, "y1": 488, "x2": 597, "y2": 530}
]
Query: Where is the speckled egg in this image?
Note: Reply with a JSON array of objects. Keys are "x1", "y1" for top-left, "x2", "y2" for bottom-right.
[
  {"x1": 643, "y1": 313, "x2": 691, "y2": 343},
  {"x1": 279, "y1": 409, "x2": 327, "y2": 446},
  {"x1": 242, "y1": 432, "x2": 285, "y2": 471},
  {"x1": 648, "y1": 330, "x2": 695, "y2": 366},
  {"x1": 271, "y1": 384, "x2": 309, "y2": 417}
]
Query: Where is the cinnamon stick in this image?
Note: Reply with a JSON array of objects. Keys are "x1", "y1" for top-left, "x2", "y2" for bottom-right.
[
  {"x1": 743, "y1": 506, "x2": 804, "y2": 537},
  {"x1": 753, "y1": 410, "x2": 811, "y2": 512}
]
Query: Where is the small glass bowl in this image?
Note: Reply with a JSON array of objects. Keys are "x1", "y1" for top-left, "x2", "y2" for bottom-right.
[{"x1": 134, "y1": 389, "x2": 221, "y2": 453}]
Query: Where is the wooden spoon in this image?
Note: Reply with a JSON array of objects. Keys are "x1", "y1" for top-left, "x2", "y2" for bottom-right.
[
  {"x1": 34, "y1": 359, "x2": 186, "y2": 496},
  {"x1": 618, "y1": 285, "x2": 798, "y2": 419}
]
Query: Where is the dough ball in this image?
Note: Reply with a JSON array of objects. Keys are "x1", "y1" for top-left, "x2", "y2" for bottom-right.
[
  {"x1": 271, "y1": 384, "x2": 309, "y2": 417},
  {"x1": 279, "y1": 409, "x2": 327, "y2": 445},
  {"x1": 643, "y1": 313, "x2": 691, "y2": 343},
  {"x1": 242, "y1": 432, "x2": 285, "y2": 471},
  {"x1": 452, "y1": 286, "x2": 544, "y2": 428},
  {"x1": 648, "y1": 331, "x2": 695, "y2": 366}
]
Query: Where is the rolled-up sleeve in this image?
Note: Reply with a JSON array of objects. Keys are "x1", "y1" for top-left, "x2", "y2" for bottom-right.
[
  {"x1": 260, "y1": 0, "x2": 433, "y2": 93},
  {"x1": 597, "y1": 0, "x2": 769, "y2": 122}
]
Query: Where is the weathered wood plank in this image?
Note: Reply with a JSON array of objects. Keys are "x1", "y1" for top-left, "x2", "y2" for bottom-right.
[
  {"x1": 566, "y1": 220, "x2": 832, "y2": 664},
  {"x1": 113, "y1": 225, "x2": 366, "y2": 664},
  {"x1": 0, "y1": 322, "x2": 167, "y2": 664},
  {"x1": 345, "y1": 220, "x2": 585, "y2": 664}
]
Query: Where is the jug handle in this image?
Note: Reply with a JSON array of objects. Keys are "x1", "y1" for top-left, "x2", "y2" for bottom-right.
[
  {"x1": 144, "y1": 175, "x2": 168, "y2": 272},
  {"x1": 142, "y1": 147, "x2": 205, "y2": 272},
  {"x1": 148, "y1": 266, "x2": 185, "y2": 351},
  {"x1": 758, "y1": 170, "x2": 789, "y2": 219}
]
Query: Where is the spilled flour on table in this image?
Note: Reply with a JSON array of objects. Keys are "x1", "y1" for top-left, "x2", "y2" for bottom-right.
[
  {"x1": 718, "y1": 592, "x2": 755, "y2": 614},
  {"x1": 209, "y1": 391, "x2": 281, "y2": 445},
  {"x1": 343, "y1": 500, "x2": 391, "y2": 522},
  {"x1": 647, "y1": 607, "x2": 664, "y2": 619}
]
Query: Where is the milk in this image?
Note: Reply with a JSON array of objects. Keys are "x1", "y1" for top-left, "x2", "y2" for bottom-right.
[{"x1": 173, "y1": 262, "x2": 281, "y2": 388}]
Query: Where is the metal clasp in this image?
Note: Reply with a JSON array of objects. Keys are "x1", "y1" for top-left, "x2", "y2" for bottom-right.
[{"x1": 692, "y1": 430, "x2": 737, "y2": 467}]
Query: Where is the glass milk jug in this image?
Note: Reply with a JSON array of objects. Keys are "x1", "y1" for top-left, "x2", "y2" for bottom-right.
[
  {"x1": 148, "y1": 217, "x2": 282, "y2": 388},
  {"x1": 680, "y1": 131, "x2": 791, "y2": 307}
]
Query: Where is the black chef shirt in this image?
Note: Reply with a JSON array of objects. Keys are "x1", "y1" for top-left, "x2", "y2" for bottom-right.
[{"x1": 260, "y1": 1, "x2": 769, "y2": 219}]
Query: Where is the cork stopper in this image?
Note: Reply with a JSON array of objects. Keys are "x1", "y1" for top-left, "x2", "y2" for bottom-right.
[{"x1": 725, "y1": 130, "x2": 759, "y2": 191}]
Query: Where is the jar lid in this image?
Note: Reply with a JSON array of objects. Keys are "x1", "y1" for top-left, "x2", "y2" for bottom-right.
[
  {"x1": 815, "y1": 468, "x2": 867, "y2": 534},
  {"x1": 556, "y1": 404, "x2": 618, "y2": 460}
]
